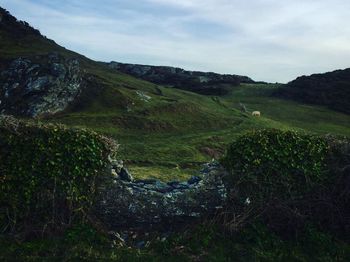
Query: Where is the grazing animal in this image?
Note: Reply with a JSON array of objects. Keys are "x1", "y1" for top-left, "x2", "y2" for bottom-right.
[{"x1": 252, "y1": 111, "x2": 261, "y2": 117}]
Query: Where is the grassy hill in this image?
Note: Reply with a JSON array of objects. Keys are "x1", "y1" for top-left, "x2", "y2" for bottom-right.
[
  {"x1": 1, "y1": 7, "x2": 350, "y2": 261},
  {"x1": 46, "y1": 80, "x2": 350, "y2": 180},
  {"x1": 1, "y1": 7, "x2": 350, "y2": 181}
]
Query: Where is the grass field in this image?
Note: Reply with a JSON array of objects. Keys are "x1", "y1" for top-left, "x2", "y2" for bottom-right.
[
  {"x1": 44, "y1": 73, "x2": 350, "y2": 181},
  {"x1": 2, "y1": 22, "x2": 349, "y2": 181}
]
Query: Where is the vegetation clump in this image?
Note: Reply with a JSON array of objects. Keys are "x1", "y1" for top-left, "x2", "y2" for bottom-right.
[
  {"x1": 221, "y1": 129, "x2": 349, "y2": 237},
  {"x1": 0, "y1": 115, "x2": 117, "y2": 238},
  {"x1": 275, "y1": 68, "x2": 350, "y2": 114}
]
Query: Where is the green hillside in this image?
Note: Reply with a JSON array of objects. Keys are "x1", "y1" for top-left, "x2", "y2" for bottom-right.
[
  {"x1": 49, "y1": 80, "x2": 350, "y2": 180},
  {"x1": 1, "y1": 7, "x2": 350, "y2": 261},
  {"x1": 1, "y1": 7, "x2": 349, "y2": 181}
]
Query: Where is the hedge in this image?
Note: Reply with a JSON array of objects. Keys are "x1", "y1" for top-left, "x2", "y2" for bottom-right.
[
  {"x1": 221, "y1": 129, "x2": 349, "y2": 237},
  {"x1": 0, "y1": 115, "x2": 117, "y2": 237}
]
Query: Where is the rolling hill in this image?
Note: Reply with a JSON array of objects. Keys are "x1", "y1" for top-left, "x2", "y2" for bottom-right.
[
  {"x1": 0, "y1": 6, "x2": 349, "y2": 181},
  {"x1": 1, "y1": 6, "x2": 350, "y2": 261}
]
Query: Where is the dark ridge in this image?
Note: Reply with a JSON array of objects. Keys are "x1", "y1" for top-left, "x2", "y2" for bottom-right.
[
  {"x1": 274, "y1": 68, "x2": 350, "y2": 114},
  {"x1": 0, "y1": 7, "x2": 42, "y2": 37},
  {"x1": 109, "y1": 61, "x2": 255, "y2": 95}
]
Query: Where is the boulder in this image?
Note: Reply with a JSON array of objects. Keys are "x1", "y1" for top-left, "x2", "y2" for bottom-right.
[{"x1": 0, "y1": 53, "x2": 83, "y2": 117}]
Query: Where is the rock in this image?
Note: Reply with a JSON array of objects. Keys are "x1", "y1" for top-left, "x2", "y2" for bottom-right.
[
  {"x1": 111, "y1": 169, "x2": 119, "y2": 179},
  {"x1": 239, "y1": 102, "x2": 247, "y2": 113},
  {"x1": 110, "y1": 159, "x2": 123, "y2": 173},
  {"x1": 188, "y1": 176, "x2": 202, "y2": 185},
  {"x1": 50, "y1": 63, "x2": 66, "y2": 77},
  {"x1": 94, "y1": 161, "x2": 228, "y2": 229},
  {"x1": 200, "y1": 160, "x2": 221, "y2": 175},
  {"x1": 118, "y1": 167, "x2": 134, "y2": 182},
  {"x1": 108, "y1": 61, "x2": 255, "y2": 96},
  {"x1": 143, "y1": 181, "x2": 172, "y2": 193},
  {"x1": 172, "y1": 182, "x2": 190, "y2": 190},
  {"x1": 167, "y1": 181, "x2": 179, "y2": 187},
  {"x1": 136, "y1": 90, "x2": 151, "y2": 102},
  {"x1": 0, "y1": 53, "x2": 83, "y2": 117}
]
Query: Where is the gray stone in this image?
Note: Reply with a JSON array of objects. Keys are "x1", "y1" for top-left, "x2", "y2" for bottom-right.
[
  {"x1": 167, "y1": 181, "x2": 179, "y2": 187},
  {"x1": 94, "y1": 161, "x2": 228, "y2": 229},
  {"x1": 50, "y1": 63, "x2": 66, "y2": 78},
  {"x1": 188, "y1": 176, "x2": 202, "y2": 185},
  {"x1": 172, "y1": 182, "x2": 190, "y2": 190},
  {"x1": 0, "y1": 54, "x2": 84, "y2": 117},
  {"x1": 108, "y1": 62, "x2": 255, "y2": 95},
  {"x1": 118, "y1": 167, "x2": 134, "y2": 182},
  {"x1": 143, "y1": 181, "x2": 172, "y2": 193}
]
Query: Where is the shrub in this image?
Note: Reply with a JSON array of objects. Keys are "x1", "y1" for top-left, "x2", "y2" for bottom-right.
[
  {"x1": 221, "y1": 129, "x2": 332, "y2": 234},
  {"x1": 324, "y1": 135, "x2": 350, "y2": 237},
  {"x1": 222, "y1": 129, "x2": 329, "y2": 203},
  {"x1": 0, "y1": 116, "x2": 117, "y2": 237}
]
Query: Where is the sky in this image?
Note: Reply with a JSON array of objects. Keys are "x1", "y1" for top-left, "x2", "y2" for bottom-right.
[{"x1": 1, "y1": 0, "x2": 350, "y2": 83}]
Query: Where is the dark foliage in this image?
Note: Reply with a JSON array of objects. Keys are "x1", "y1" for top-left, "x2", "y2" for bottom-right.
[
  {"x1": 0, "y1": 116, "x2": 117, "y2": 238},
  {"x1": 275, "y1": 68, "x2": 350, "y2": 114},
  {"x1": 221, "y1": 129, "x2": 350, "y2": 238}
]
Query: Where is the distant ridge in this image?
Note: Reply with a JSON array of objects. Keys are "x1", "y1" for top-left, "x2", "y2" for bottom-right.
[
  {"x1": 109, "y1": 61, "x2": 255, "y2": 95},
  {"x1": 275, "y1": 68, "x2": 350, "y2": 114}
]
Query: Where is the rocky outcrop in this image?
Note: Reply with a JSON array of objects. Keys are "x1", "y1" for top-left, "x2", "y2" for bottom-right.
[
  {"x1": 95, "y1": 161, "x2": 228, "y2": 229},
  {"x1": 109, "y1": 62, "x2": 254, "y2": 95},
  {"x1": 0, "y1": 53, "x2": 83, "y2": 117}
]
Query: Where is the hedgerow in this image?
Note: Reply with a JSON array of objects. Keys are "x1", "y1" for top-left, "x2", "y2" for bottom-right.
[
  {"x1": 221, "y1": 129, "x2": 349, "y2": 237},
  {"x1": 0, "y1": 115, "x2": 117, "y2": 237},
  {"x1": 221, "y1": 129, "x2": 329, "y2": 203}
]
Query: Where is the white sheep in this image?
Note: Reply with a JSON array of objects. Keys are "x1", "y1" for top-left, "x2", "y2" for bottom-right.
[{"x1": 252, "y1": 111, "x2": 261, "y2": 117}]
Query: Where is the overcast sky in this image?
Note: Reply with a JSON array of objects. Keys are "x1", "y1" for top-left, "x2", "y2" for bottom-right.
[{"x1": 1, "y1": 0, "x2": 350, "y2": 82}]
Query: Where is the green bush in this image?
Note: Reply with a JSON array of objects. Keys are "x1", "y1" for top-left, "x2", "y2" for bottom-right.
[
  {"x1": 221, "y1": 129, "x2": 350, "y2": 238},
  {"x1": 222, "y1": 129, "x2": 329, "y2": 203},
  {"x1": 221, "y1": 129, "x2": 332, "y2": 234},
  {"x1": 0, "y1": 116, "x2": 117, "y2": 237}
]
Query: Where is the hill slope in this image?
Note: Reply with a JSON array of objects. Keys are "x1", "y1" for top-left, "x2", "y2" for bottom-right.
[
  {"x1": 275, "y1": 68, "x2": 350, "y2": 114},
  {"x1": 0, "y1": 6, "x2": 349, "y2": 180}
]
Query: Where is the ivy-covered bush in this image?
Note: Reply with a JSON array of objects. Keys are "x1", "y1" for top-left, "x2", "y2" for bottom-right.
[
  {"x1": 325, "y1": 135, "x2": 350, "y2": 237},
  {"x1": 221, "y1": 129, "x2": 332, "y2": 234},
  {"x1": 0, "y1": 115, "x2": 117, "y2": 237},
  {"x1": 222, "y1": 129, "x2": 329, "y2": 203}
]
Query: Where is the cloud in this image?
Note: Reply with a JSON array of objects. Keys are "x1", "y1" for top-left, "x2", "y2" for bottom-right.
[{"x1": 1, "y1": 0, "x2": 350, "y2": 82}]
